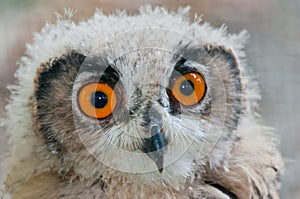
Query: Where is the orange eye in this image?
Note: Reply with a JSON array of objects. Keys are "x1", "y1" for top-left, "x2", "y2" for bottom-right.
[
  {"x1": 171, "y1": 72, "x2": 206, "y2": 106},
  {"x1": 78, "y1": 83, "x2": 117, "y2": 119}
]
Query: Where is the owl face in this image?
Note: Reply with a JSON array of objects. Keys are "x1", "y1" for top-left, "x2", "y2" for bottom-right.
[{"x1": 29, "y1": 7, "x2": 247, "y2": 185}]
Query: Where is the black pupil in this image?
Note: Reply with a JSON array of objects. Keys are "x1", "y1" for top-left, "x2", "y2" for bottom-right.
[
  {"x1": 91, "y1": 91, "x2": 108, "y2": 108},
  {"x1": 180, "y1": 80, "x2": 194, "y2": 96}
]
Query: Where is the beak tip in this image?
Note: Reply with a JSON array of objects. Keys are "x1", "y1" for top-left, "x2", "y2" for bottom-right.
[{"x1": 155, "y1": 159, "x2": 164, "y2": 173}]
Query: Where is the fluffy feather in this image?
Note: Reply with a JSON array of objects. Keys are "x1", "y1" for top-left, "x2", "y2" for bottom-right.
[{"x1": 0, "y1": 6, "x2": 283, "y2": 199}]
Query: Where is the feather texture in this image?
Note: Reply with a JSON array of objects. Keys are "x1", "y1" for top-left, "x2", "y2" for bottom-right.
[{"x1": 0, "y1": 6, "x2": 283, "y2": 199}]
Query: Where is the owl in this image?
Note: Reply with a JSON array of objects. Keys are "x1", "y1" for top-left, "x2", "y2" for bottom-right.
[{"x1": 0, "y1": 6, "x2": 283, "y2": 199}]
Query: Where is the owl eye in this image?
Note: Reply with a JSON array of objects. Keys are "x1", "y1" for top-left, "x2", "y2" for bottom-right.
[
  {"x1": 171, "y1": 72, "x2": 206, "y2": 106},
  {"x1": 78, "y1": 83, "x2": 117, "y2": 119}
]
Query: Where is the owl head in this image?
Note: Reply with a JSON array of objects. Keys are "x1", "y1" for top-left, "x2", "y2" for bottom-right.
[{"x1": 3, "y1": 6, "x2": 257, "y2": 189}]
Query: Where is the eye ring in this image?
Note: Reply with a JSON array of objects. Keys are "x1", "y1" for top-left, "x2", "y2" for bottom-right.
[
  {"x1": 171, "y1": 72, "x2": 206, "y2": 106},
  {"x1": 78, "y1": 83, "x2": 117, "y2": 119}
]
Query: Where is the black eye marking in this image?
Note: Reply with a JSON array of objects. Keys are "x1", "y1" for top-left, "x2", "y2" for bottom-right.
[
  {"x1": 173, "y1": 58, "x2": 197, "y2": 76},
  {"x1": 99, "y1": 65, "x2": 120, "y2": 86},
  {"x1": 79, "y1": 56, "x2": 120, "y2": 87}
]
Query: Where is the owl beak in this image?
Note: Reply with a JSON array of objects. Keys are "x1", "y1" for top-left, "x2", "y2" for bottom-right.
[{"x1": 142, "y1": 125, "x2": 166, "y2": 173}]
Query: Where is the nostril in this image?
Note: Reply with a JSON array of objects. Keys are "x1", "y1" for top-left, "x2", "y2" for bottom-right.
[{"x1": 157, "y1": 98, "x2": 168, "y2": 108}]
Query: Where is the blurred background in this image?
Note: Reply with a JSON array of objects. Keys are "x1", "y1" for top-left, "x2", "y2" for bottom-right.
[{"x1": 0, "y1": 0, "x2": 299, "y2": 197}]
